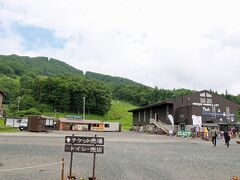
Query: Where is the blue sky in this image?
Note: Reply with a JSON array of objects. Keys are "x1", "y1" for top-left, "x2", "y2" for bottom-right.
[
  {"x1": 12, "y1": 23, "x2": 66, "y2": 50},
  {"x1": 0, "y1": 26, "x2": 5, "y2": 36},
  {"x1": 0, "y1": 0, "x2": 240, "y2": 95},
  {"x1": 0, "y1": 2, "x2": 4, "y2": 9}
]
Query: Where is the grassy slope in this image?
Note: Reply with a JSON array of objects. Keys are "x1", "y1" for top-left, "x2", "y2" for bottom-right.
[
  {"x1": 45, "y1": 100, "x2": 137, "y2": 130},
  {"x1": 87, "y1": 100, "x2": 137, "y2": 130}
]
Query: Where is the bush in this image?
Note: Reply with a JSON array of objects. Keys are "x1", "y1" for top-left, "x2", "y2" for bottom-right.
[
  {"x1": 16, "y1": 108, "x2": 41, "y2": 117},
  {"x1": 38, "y1": 104, "x2": 51, "y2": 112}
]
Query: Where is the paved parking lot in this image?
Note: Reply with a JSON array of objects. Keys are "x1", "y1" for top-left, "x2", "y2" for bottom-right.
[{"x1": 0, "y1": 131, "x2": 240, "y2": 180}]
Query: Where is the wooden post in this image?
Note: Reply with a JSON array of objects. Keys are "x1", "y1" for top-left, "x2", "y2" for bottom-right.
[
  {"x1": 61, "y1": 158, "x2": 64, "y2": 180},
  {"x1": 69, "y1": 134, "x2": 74, "y2": 179}
]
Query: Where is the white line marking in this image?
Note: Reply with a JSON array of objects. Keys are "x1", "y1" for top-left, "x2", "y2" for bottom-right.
[{"x1": 0, "y1": 162, "x2": 60, "y2": 172}]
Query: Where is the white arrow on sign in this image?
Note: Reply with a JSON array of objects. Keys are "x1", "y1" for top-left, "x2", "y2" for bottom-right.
[{"x1": 66, "y1": 138, "x2": 71, "y2": 143}]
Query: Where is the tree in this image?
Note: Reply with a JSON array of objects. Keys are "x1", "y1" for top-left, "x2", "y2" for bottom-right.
[
  {"x1": 20, "y1": 74, "x2": 35, "y2": 89},
  {"x1": 0, "y1": 76, "x2": 20, "y2": 103},
  {"x1": 0, "y1": 64, "x2": 15, "y2": 75}
]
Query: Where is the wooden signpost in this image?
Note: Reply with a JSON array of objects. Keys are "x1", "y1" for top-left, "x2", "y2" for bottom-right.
[{"x1": 64, "y1": 134, "x2": 104, "y2": 180}]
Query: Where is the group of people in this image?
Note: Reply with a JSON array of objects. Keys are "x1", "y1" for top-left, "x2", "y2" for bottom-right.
[{"x1": 211, "y1": 128, "x2": 231, "y2": 147}]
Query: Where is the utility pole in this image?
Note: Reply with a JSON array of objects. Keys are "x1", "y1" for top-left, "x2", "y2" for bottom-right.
[
  {"x1": 17, "y1": 96, "x2": 21, "y2": 112},
  {"x1": 83, "y1": 97, "x2": 86, "y2": 120}
]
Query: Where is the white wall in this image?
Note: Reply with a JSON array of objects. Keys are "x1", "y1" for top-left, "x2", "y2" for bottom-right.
[
  {"x1": 5, "y1": 118, "x2": 28, "y2": 128},
  {"x1": 103, "y1": 122, "x2": 120, "y2": 131}
]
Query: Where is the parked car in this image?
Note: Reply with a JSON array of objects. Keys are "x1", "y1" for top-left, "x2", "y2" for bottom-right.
[{"x1": 18, "y1": 120, "x2": 28, "y2": 131}]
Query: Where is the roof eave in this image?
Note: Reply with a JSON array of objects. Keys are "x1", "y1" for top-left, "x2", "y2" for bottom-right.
[{"x1": 128, "y1": 101, "x2": 173, "y2": 112}]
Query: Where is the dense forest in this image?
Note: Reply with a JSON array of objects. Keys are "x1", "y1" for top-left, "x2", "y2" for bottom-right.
[{"x1": 0, "y1": 54, "x2": 239, "y2": 117}]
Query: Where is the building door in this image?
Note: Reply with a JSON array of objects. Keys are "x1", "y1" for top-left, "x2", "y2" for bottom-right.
[
  {"x1": 180, "y1": 124, "x2": 185, "y2": 131},
  {"x1": 155, "y1": 113, "x2": 159, "y2": 122}
]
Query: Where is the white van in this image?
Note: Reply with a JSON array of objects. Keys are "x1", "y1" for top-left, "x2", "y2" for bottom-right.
[{"x1": 19, "y1": 119, "x2": 28, "y2": 131}]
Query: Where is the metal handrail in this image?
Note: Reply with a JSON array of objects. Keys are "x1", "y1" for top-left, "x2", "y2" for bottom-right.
[{"x1": 150, "y1": 118, "x2": 169, "y2": 133}]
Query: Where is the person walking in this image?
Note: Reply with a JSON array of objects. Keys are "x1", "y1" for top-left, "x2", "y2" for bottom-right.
[
  {"x1": 224, "y1": 130, "x2": 230, "y2": 148},
  {"x1": 211, "y1": 128, "x2": 217, "y2": 146}
]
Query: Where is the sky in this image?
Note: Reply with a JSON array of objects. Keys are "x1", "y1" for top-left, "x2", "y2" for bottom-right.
[{"x1": 0, "y1": 0, "x2": 240, "y2": 95}]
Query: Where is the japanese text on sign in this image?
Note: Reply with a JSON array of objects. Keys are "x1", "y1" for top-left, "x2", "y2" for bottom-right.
[
  {"x1": 65, "y1": 144, "x2": 104, "y2": 154},
  {"x1": 65, "y1": 136, "x2": 104, "y2": 145}
]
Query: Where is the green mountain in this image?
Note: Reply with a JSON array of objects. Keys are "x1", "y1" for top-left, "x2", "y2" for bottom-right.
[
  {"x1": 0, "y1": 54, "x2": 239, "y2": 118},
  {"x1": 0, "y1": 54, "x2": 200, "y2": 108},
  {"x1": 0, "y1": 54, "x2": 83, "y2": 77},
  {"x1": 85, "y1": 71, "x2": 143, "y2": 87},
  {"x1": 0, "y1": 54, "x2": 144, "y2": 87}
]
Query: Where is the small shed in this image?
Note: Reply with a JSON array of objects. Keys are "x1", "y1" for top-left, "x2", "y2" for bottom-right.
[
  {"x1": 58, "y1": 118, "x2": 102, "y2": 131},
  {"x1": 27, "y1": 115, "x2": 46, "y2": 132},
  {"x1": 103, "y1": 122, "x2": 121, "y2": 132},
  {"x1": 42, "y1": 116, "x2": 55, "y2": 130}
]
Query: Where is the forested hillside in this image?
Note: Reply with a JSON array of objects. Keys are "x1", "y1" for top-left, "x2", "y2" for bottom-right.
[
  {"x1": 0, "y1": 55, "x2": 110, "y2": 116},
  {"x1": 86, "y1": 71, "x2": 143, "y2": 87},
  {"x1": 0, "y1": 54, "x2": 83, "y2": 77},
  {"x1": 0, "y1": 54, "x2": 239, "y2": 118}
]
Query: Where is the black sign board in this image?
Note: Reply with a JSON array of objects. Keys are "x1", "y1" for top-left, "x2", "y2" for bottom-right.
[
  {"x1": 65, "y1": 144, "x2": 104, "y2": 154},
  {"x1": 65, "y1": 136, "x2": 104, "y2": 145},
  {"x1": 65, "y1": 134, "x2": 104, "y2": 179}
]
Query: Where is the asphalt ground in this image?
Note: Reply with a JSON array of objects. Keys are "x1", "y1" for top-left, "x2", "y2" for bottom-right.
[{"x1": 0, "y1": 131, "x2": 240, "y2": 180}]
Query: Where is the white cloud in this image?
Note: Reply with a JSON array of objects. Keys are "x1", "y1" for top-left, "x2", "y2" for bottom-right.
[{"x1": 0, "y1": 0, "x2": 240, "y2": 95}]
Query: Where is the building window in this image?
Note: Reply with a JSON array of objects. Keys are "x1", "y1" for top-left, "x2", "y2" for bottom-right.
[
  {"x1": 200, "y1": 98, "x2": 206, "y2": 103},
  {"x1": 226, "y1": 107, "x2": 230, "y2": 112},
  {"x1": 45, "y1": 119, "x2": 54, "y2": 126},
  {"x1": 180, "y1": 114, "x2": 185, "y2": 119},
  {"x1": 226, "y1": 107, "x2": 230, "y2": 120},
  {"x1": 206, "y1": 93, "x2": 212, "y2": 97},
  {"x1": 206, "y1": 98, "x2": 212, "y2": 104},
  {"x1": 104, "y1": 124, "x2": 109, "y2": 128},
  {"x1": 200, "y1": 92, "x2": 206, "y2": 97}
]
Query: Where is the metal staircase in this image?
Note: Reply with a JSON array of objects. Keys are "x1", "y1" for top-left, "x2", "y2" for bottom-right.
[{"x1": 150, "y1": 119, "x2": 170, "y2": 134}]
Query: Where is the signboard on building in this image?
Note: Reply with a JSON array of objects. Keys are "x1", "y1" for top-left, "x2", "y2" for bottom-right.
[{"x1": 65, "y1": 115, "x2": 82, "y2": 119}]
